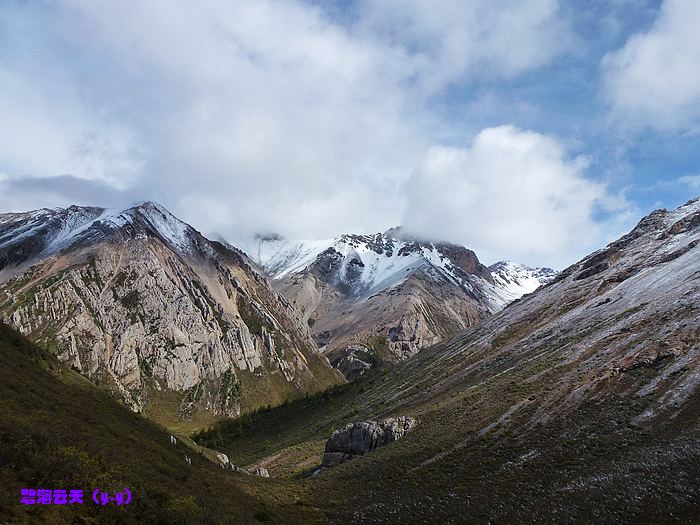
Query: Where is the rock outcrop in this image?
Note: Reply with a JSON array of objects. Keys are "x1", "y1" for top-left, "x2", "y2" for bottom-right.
[
  {"x1": 322, "y1": 416, "x2": 417, "y2": 467},
  {"x1": 251, "y1": 466, "x2": 270, "y2": 477},
  {"x1": 216, "y1": 452, "x2": 230, "y2": 468},
  {"x1": 330, "y1": 344, "x2": 374, "y2": 381}
]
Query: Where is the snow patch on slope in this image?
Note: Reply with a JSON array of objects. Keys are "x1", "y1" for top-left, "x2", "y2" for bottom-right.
[
  {"x1": 666, "y1": 196, "x2": 700, "y2": 223},
  {"x1": 135, "y1": 202, "x2": 194, "y2": 254},
  {"x1": 46, "y1": 208, "x2": 125, "y2": 253},
  {"x1": 334, "y1": 240, "x2": 428, "y2": 296},
  {"x1": 231, "y1": 236, "x2": 332, "y2": 278},
  {"x1": 485, "y1": 261, "x2": 557, "y2": 307}
]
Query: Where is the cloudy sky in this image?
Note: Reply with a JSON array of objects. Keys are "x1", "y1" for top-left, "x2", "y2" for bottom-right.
[{"x1": 1, "y1": 0, "x2": 699, "y2": 267}]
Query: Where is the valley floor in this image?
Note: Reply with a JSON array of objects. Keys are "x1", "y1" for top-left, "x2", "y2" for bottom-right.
[{"x1": 195, "y1": 360, "x2": 700, "y2": 524}]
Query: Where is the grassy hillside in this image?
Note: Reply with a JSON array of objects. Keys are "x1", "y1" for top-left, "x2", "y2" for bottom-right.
[
  {"x1": 0, "y1": 322, "x2": 326, "y2": 524},
  {"x1": 196, "y1": 332, "x2": 700, "y2": 523}
]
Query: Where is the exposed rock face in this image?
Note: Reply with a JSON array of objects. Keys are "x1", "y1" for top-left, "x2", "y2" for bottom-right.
[
  {"x1": 216, "y1": 452, "x2": 230, "y2": 468},
  {"x1": 0, "y1": 203, "x2": 342, "y2": 421},
  {"x1": 322, "y1": 416, "x2": 417, "y2": 467},
  {"x1": 331, "y1": 344, "x2": 374, "y2": 381},
  {"x1": 234, "y1": 229, "x2": 554, "y2": 378},
  {"x1": 251, "y1": 466, "x2": 270, "y2": 477},
  {"x1": 210, "y1": 451, "x2": 267, "y2": 476}
]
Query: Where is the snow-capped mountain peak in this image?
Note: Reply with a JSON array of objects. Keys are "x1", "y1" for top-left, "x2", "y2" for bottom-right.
[
  {"x1": 231, "y1": 229, "x2": 557, "y2": 312},
  {"x1": 232, "y1": 230, "x2": 497, "y2": 300},
  {"x1": 0, "y1": 202, "x2": 205, "y2": 270},
  {"x1": 229, "y1": 229, "x2": 559, "y2": 371}
]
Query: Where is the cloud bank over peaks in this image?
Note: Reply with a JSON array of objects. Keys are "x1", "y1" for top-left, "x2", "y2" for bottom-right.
[
  {"x1": 0, "y1": 1, "x2": 653, "y2": 268},
  {"x1": 401, "y1": 126, "x2": 633, "y2": 268}
]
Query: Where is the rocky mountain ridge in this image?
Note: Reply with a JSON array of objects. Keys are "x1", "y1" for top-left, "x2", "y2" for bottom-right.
[
  {"x1": 0, "y1": 202, "x2": 341, "y2": 425},
  {"x1": 233, "y1": 229, "x2": 555, "y2": 377}
]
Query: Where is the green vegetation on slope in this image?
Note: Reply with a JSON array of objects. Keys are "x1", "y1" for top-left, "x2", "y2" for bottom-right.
[
  {"x1": 193, "y1": 380, "x2": 364, "y2": 468},
  {"x1": 0, "y1": 322, "x2": 326, "y2": 524},
  {"x1": 196, "y1": 325, "x2": 700, "y2": 523}
]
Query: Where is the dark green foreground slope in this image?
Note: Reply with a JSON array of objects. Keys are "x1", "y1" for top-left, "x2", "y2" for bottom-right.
[{"x1": 0, "y1": 322, "x2": 325, "y2": 524}]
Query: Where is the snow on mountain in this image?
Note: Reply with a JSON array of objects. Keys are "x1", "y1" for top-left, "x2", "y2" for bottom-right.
[
  {"x1": 133, "y1": 201, "x2": 199, "y2": 254},
  {"x1": 233, "y1": 231, "x2": 555, "y2": 310},
  {"x1": 0, "y1": 201, "x2": 204, "y2": 264},
  {"x1": 230, "y1": 235, "x2": 332, "y2": 279},
  {"x1": 234, "y1": 232, "x2": 474, "y2": 300},
  {"x1": 486, "y1": 261, "x2": 557, "y2": 306}
]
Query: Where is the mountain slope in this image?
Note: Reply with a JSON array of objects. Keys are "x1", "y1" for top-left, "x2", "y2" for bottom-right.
[
  {"x1": 0, "y1": 321, "x2": 326, "y2": 524},
  {"x1": 0, "y1": 202, "x2": 342, "y2": 427},
  {"x1": 200, "y1": 197, "x2": 700, "y2": 523},
  {"x1": 233, "y1": 230, "x2": 554, "y2": 378}
]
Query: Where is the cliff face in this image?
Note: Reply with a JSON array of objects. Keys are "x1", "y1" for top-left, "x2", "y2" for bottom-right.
[{"x1": 0, "y1": 203, "x2": 341, "y2": 424}]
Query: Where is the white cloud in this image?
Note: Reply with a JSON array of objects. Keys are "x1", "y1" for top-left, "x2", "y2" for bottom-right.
[
  {"x1": 0, "y1": 0, "x2": 571, "y2": 236},
  {"x1": 678, "y1": 174, "x2": 700, "y2": 190},
  {"x1": 603, "y1": 0, "x2": 700, "y2": 130},
  {"x1": 0, "y1": 67, "x2": 142, "y2": 190},
  {"x1": 355, "y1": 0, "x2": 570, "y2": 92},
  {"x1": 402, "y1": 126, "x2": 632, "y2": 268},
  {"x1": 0, "y1": 0, "x2": 629, "y2": 267}
]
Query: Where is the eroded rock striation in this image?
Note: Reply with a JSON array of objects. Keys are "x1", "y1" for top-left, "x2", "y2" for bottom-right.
[
  {"x1": 322, "y1": 416, "x2": 417, "y2": 467},
  {"x1": 0, "y1": 202, "x2": 342, "y2": 421}
]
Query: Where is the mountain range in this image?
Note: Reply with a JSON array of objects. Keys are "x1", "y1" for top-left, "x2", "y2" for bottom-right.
[
  {"x1": 2, "y1": 197, "x2": 699, "y2": 523},
  {"x1": 197, "y1": 196, "x2": 700, "y2": 523},
  {"x1": 233, "y1": 230, "x2": 555, "y2": 378},
  {"x1": 0, "y1": 201, "x2": 553, "y2": 422}
]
